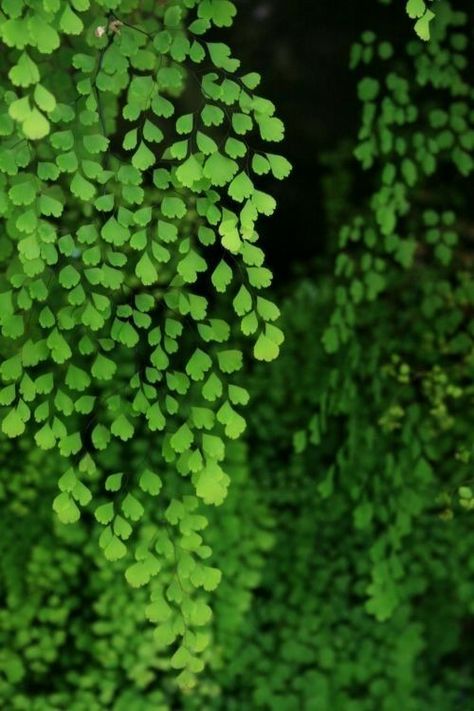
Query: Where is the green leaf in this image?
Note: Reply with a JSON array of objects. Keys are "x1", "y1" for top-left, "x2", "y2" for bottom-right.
[
  {"x1": 151, "y1": 94, "x2": 174, "y2": 118},
  {"x1": 146, "y1": 402, "x2": 166, "y2": 431},
  {"x1": 406, "y1": 0, "x2": 426, "y2": 19},
  {"x1": 122, "y1": 493, "x2": 144, "y2": 522},
  {"x1": 9, "y1": 96, "x2": 31, "y2": 122},
  {"x1": 92, "y1": 424, "x2": 110, "y2": 450},
  {"x1": 95, "y1": 502, "x2": 114, "y2": 525},
  {"x1": 233, "y1": 285, "x2": 252, "y2": 316},
  {"x1": 146, "y1": 594, "x2": 172, "y2": 623},
  {"x1": 101, "y1": 217, "x2": 129, "y2": 246},
  {"x1": 217, "y1": 350, "x2": 242, "y2": 373},
  {"x1": 358, "y1": 77, "x2": 379, "y2": 102},
  {"x1": 176, "y1": 113, "x2": 194, "y2": 134},
  {"x1": 228, "y1": 384, "x2": 250, "y2": 406},
  {"x1": 232, "y1": 112, "x2": 253, "y2": 135},
  {"x1": 322, "y1": 326, "x2": 339, "y2": 354},
  {"x1": 170, "y1": 139, "x2": 188, "y2": 160},
  {"x1": 201, "y1": 104, "x2": 225, "y2": 127},
  {"x1": 170, "y1": 423, "x2": 194, "y2": 453},
  {"x1": 9, "y1": 52, "x2": 40, "y2": 87},
  {"x1": 58, "y1": 468, "x2": 78, "y2": 493},
  {"x1": 143, "y1": 120, "x2": 164, "y2": 143},
  {"x1": 53, "y1": 492, "x2": 81, "y2": 524},
  {"x1": 91, "y1": 353, "x2": 116, "y2": 381},
  {"x1": 225, "y1": 137, "x2": 247, "y2": 159},
  {"x1": 59, "y1": 5, "x2": 83, "y2": 35},
  {"x1": 252, "y1": 154, "x2": 270, "y2": 175},
  {"x1": 123, "y1": 129, "x2": 138, "y2": 151},
  {"x1": 228, "y1": 171, "x2": 254, "y2": 202},
  {"x1": 171, "y1": 646, "x2": 192, "y2": 670},
  {"x1": 22, "y1": 109, "x2": 50, "y2": 140},
  {"x1": 65, "y1": 365, "x2": 90, "y2": 393},
  {"x1": 196, "y1": 131, "x2": 218, "y2": 154},
  {"x1": 178, "y1": 249, "x2": 207, "y2": 283},
  {"x1": 71, "y1": 172, "x2": 96, "y2": 201},
  {"x1": 254, "y1": 333, "x2": 280, "y2": 362},
  {"x1": 2, "y1": 17, "x2": 29, "y2": 50},
  {"x1": 125, "y1": 560, "x2": 158, "y2": 588},
  {"x1": 139, "y1": 469, "x2": 162, "y2": 496},
  {"x1": 95, "y1": 194, "x2": 114, "y2": 212},
  {"x1": 136, "y1": 252, "x2": 158, "y2": 285},
  {"x1": 34, "y1": 84, "x2": 56, "y2": 113},
  {"x1": 256, "y1": 297, "x2": 280, "y2": 321},
  {"x1": 217, "y1": 401, "x2": 246, "y2": 439},
  {"x1": 114, "y1": 515, "x2": 132, "y2": 540},
  {"x1": 414, "y1": 9, "x2": 435, "y2": 40},
  {"x1": 256, "y1": 115, "x2": 285, "y2": 142},
  {"x1": 207, "y1": 42, "x2": 239, "y2": 72},
  {"x1": 47, "y1": 329, "x2": 72, "y2": 363},
  {"x1": 2, "y1": 409, "x2": 26, "y2": 438},
  {"x1": 242, "y1": 72, "x2": 261, "y2": 90},
  {"x1": 189, "y1": 600, "x2": 212, "y2": 626},
  {"x1": 132, "y1": 141, "x2": 155, "y2": 171},
  {"x1": 199, "y1": 0, "x2": 237, "y2": 27},
  {"x1": 9, "y1": 180, "x2": 36, "y2": 206},
  {"x1": 201, "y1": 566, "x2": 222, "y2": 591},
  {"x1": 71, "y1": 0, "x2": 90, "y2": 10},
  {"x1": 83, "y1": 134, "x2": 109, "y2": 154},
  {"x1": 251, "y1": 191, "x2": 276, "y2": 216},
  {"x1": 189, "y1": 19, "x2": 211, "y2": 35},
  {"x1": 186, "y1": 349, "x2": 212, "y2": 381},
  {"x1": 266, "y1": 153, "x2": 292, "y2": 180},
  {"x1": 204, "y1": 152, "x2": 238, "y2": 186},
  {"x1": 195, "y1": 461, "x2": 229, "y2": 505},
  {"x1": 211, "y1": 260, "x2": 233, "y2": 293},
  {"x1": 67, "y1": 479, "x2": 91, "y2": 506},
  {"x1": 105, "y1": 472, "x2": 123, "y2": 492},
  {"x1": 103, "y1": 535, "x2": 127, "y2": 562},
  {"x1": 162, "y1": 196, "x2": 186, "y2": 218},
  {"x1": 111, "y1": 414, "x2": 135, "y2": 441},
  {"x1": 41, "y1": 195, "x2": 62, "y2": 218},
  {"x1": 176, "y1": 155, "x2": 203, "y2": 188}
]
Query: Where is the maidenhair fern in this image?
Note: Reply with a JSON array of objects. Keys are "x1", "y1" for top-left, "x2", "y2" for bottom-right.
[
  {"x1": 0, "y1": 0, "x2": 289, "y2": 687},
  {"x1": 323, "y1": 0, "x2": 469, "y2": 355},
  {"x1": 405, "y1": 0, "x2": 436, "y2": 39},
  {"x1": 307, "y1": 0, "x2": 474, "y2": 622},
  {"x1": 3, "y1": 1, "x2": 474, "y2": 708}
]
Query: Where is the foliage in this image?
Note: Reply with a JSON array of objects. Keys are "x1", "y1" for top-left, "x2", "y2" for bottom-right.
[
  {"x1": 0, "y1": 0, "x2": 288, "y2": 692},
  {"x1": 205, "y1": 281, "x2": 474, "y2": 710},
  {"x1": 1, "y1": 0, "x2": 474, "y2": 709},
  {"x1": 0, "y1": 437, "x2": 273, "y2": 709},
  {"x1": 404, "y1": 0, "x2": 436, "y2": 40}
]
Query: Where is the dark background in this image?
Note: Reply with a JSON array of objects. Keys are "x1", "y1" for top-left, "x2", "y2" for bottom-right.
[{"x1": 223, "y1": 0, "x2": 407, "y2": 281}]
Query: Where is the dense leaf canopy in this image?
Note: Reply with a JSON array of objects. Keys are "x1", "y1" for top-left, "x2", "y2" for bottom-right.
[{"x1": 1, "y1": 0, "x2": 474, "y2": 709}]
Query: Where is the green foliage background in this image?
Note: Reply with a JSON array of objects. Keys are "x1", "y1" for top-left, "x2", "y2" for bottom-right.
[{"x1": 1, "y1": 0, "x2": 474, "y2": 709}]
